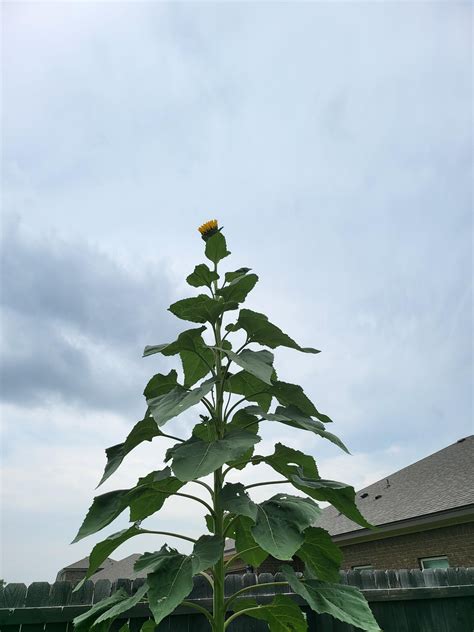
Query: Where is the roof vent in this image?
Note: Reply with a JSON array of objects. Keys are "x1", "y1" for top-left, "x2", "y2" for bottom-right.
[
  {"x1": 385, "y1": 478, "x2": 390, "y2": 488},
  {"x1": 374, "y1": 494, "x2": 382, "y2": 500},
  {"x1": 360, "y1": 492, "x2": 369, "y2": 499},
  {"x1": 457, "y1": 437, "x2": 467, "y2": 443}
]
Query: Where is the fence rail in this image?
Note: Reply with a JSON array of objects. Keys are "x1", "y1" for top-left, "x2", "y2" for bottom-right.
[{"x1": 1, "y1": 568, "x2": 473, "y2": 631}]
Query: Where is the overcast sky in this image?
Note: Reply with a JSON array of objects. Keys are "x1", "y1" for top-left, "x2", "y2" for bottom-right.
[{"x1": 1, "y1": 1, "x2": 472, "y2": 584}]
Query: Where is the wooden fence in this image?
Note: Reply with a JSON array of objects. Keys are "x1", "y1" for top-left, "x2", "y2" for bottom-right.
[{"x1": 1, "y1": 568, "x2": 473, "y2": 632}]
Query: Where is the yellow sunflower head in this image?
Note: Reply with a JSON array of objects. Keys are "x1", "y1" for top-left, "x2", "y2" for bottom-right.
[{"x1": 198, "y1": 219, "x2": 219, "y2": 241}]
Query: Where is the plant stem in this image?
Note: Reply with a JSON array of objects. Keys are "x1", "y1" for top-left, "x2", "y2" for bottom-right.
[{"x1": 212, "y1": 262, "x2": 226, "y2": 632}]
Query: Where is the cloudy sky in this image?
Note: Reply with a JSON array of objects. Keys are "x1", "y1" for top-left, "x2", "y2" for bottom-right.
[{"x1": 1, "y1": 1, "x2": 472, "y2": 584}]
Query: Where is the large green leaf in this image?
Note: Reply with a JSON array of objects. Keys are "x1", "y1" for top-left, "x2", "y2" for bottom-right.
[
  {"x1": 226, "y1": 408, "x2": 260, "y2": 470},
  {"x1": 251, "y1": 494, "x2": 321, "y2": 560},
  {"x1": 270, "y1": 381, "x2": 329, "y2": 420},
  {"x1": 72, "y1": 489, "x2": 131, "y2": 543},
  {"x1": 255, "y1": 443, "x2": 370, "y2": 529},
  {"x1": 221, "y1": 349, "x2": 274, "y2": 385},
  {"x1": 291, "y1": 472, "x2": 371, "y2": 529},
  {"x1": 169, "y1": 430, "x2": 260, "y2": 482},
  {"x1": 144, "y1": 334, "x2": 214, "y2": 389},
  {"x1": 144, "y1": 328, "x2": 206, "y2": 359},
  {"x1": 98, "y1": 417, "x2": 164, "y2": 487},
  {"x1": 236, "y1": 309, "x2": 320, "y2": 354},
  {"x1": 281, "y1": 566, "x2": 381, "y2": 632},
  {"x1": 186, "y1": 263, "x2": 219, "y2": 288},
  {"x1": 224, "y1": 370, "x2": 273, "y2": 412},
  {"x1": 247, "y1": 405, "x2": 347, "y2": 453},
  {"x1": 93, "y1": 583, "x2": 149, "y2": 627},
  {"x1": 205, "y1": 231, "x2": 230, "y2": 264},
  {"x1": 217, "y1": 273, "x2": 258, "y2": 303},
  {"x1": 73, "y1": 525, "x2": 143, "y2": 590},
  {"x1": 191, "y1": 534, "x2": 224, "y2": 573},
  {"x1": 220, "y1": 483, "x2": 258, "y2": 520},
  {"x1": 147, "y1": 378, "x2": 215, "y2": 427},
  {"x1": 73, "y1": 468, "x2": 182, "y2": 542},
  {"x1": 143, "y1": 369, "x2": 180, "y2": 397},
  {"x1": 73, "y1": 588, "x2": 129, "y2": 632},
  {"x1": 231, "y1": 515, "x2": 269, "y2": 567},
  {"x1": 169, "y1": 295, "x2": 237, "y2": 325},
  {"x1": 233, "y1": 595, "x2": 307, "y2": 632},
  {"x1": 146, "y1": 552, "x2": 195, "y2": 625},
  {"x1": 295, "y1": 527, "x2": 343, "y2": 582}
]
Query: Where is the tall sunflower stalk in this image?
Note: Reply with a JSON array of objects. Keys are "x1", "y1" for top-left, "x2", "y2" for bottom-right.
[{"x1": 72, "y1": 221, "x2": 381, "y2": 632}]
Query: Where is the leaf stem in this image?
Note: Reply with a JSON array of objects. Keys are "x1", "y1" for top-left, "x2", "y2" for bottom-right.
[
  {"x1": 182, "y1": 600, "x2": 214, "y2": 625},
  {"x1": 224, "y1": 546, "x2": 259, "y2": 569},
  {"x1": 224, "y1": 581, "x2": 289, "y2": 612},
  {"x1": 173, "y1": 492, "x2": 215, "y2": 516},
  {"x1": 244, "y1": 480, "x2": 290, "y2": 490},
  {"x1": 141, "y1": 529, "x2": 197, "y2": 544}
]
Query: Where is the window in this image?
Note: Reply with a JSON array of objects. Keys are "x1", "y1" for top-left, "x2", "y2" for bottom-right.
[
  {"x1": 352, "y1": 565, "x2": 373, "y2": 571},
  {"x1": 419, "y1": 556, "x2": 449, "y2": 570}
]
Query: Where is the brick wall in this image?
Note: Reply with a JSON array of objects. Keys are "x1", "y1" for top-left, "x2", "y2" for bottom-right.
[
  {"x1": 337, "y1": 522, "x2": 474, "y2": 570},
  {"x1": 225, "y1": 521, "x2": 474, "y2": 575}
]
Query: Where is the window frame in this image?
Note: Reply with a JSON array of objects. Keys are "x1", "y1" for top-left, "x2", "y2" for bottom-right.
[
  {"x1": 351, "y1": 564, "x2": 373, "y2": 571},
  {"x1": 419, "y1": 555, "x2": 449, "y2": 570}
]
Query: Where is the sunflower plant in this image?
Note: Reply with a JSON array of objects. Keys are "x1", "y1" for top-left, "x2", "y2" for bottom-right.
[{"x1": 72, "y1": 221, "x2": 381, "y2": 632}]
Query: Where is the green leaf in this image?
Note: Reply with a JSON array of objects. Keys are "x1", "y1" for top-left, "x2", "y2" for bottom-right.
[
  {"x1": 191, "y1": 535, "x2": 224, "y2": 573},
  {"x1": 217, "y1": 273, "x2": 258, "y2": 303},
  {"x1": 225, "y1": 267, "x2": 251, "y2": 283},
  {"x1": 144, "y1": 330, "x2": 214, "y2": 388},
  {"x1": 73, "y1": 468, "x2": 182, "y2": 542},
  {"x1": 221, "y1": 349, "x2": 274, "y2": 385},
  {"x1": 251, "y1": 494, "x2": 321, "y2": 560},
  {"x1": 255, "y1": 444, "x2": 370, "y2": 529},
  {"x1": 226, "y1": 408, "x2": 260, "y2": 470},
  {"x1": 231, "y1": 515, "x2": 269, "y2": 567},
  {"x1": 73, "y1": 588, "x2": 129, "y2": 632},
  {"x1": 140, "y1": 622, "x2": 156, "y2": 632},
  {"x1": 98, "y1": 417, "x2": 164, "y2": 487},
  {"x1": 281, "y1": 566, "x2": 381, "y2": 632},
  {"x1": 169, "y1": 295, "x2": 237, "y2": 324},
  {"x1": 291, "y1": 472, "x2": 372, "y2": 529},
  {"x1": 233, "y1": 594, "x2": 308, "y2": 632},
  {"x1": 224, "y1": 371, "x2": 273, "y2": 412},
  {"x1": 236, "y1": 309, "x2": 320, "y2": 354},
  {"x1": 94, "y1": 583, "x2": 149, "y2": 627},
  {"x1": 205, "y1": 231, "x2": 230, "y2": 264},
  {"x1": 147, "y1": 378, "x2": 215, "y2": 427},
  {"x1": 270, "y1": 381, "x2": 321, "y2": 419},
  {"x1": 220, "y1": 483, "x2": 258, "y2": 521},
  {"x1": 186, "y1": 263, "x2": 219, "y2": 288},
  {"x1": 296, "y1": 527, "x2": 342, "y2": 582},
  {"x1": 72, "y1": 489, "x2": 131, "y2": 543},
  {"x1": 146, "y1": 553, "x2": 195, "y2": 625},
  {"x1": 170, "y1": 430, "x2": 260, "y2": 482},
  {"x1": 247, "y1": 405, "x2": 347, "y2": 453},
  {"x1": 143, "y1": 370, "x2": 179, "y2": 398},
  {"x1": 73, "y1": 525, "x2": 144, "y2": 591}
]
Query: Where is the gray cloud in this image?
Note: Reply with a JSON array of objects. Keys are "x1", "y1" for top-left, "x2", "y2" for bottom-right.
[{"x1": 0, "y1": 218, "x2": 177, "y2": 412}]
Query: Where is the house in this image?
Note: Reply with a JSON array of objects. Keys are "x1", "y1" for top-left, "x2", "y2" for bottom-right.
[
  {"x1": 57, "y1": 554, "x2": 146, "y2": 584},
  {"x1": 317, "y1": 434, "x2": 474, "y2": 570},
  {"x1": 225, "y1": 434, "x2": 474, "y2": 573},
  {"x1": 56, "y1": 556, "x2": 116, "y2": 583}
]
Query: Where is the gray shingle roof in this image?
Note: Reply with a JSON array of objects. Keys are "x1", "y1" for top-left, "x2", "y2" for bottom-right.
[
  {"x1": 59, "y1": 556, "x2": 115, "y2": 571},
  {"x1": 318, "y1": 435, "x2": 474, "y2": 536},
  {"x1": 91, "y1": 554, "x2": 145, "y2": 582}
]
